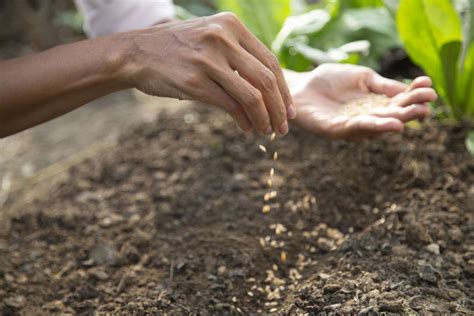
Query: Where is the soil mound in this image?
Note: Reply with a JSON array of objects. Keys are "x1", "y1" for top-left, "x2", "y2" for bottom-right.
[{"x1": 1, "y1": 107, "x2": 473, "y2": 314}]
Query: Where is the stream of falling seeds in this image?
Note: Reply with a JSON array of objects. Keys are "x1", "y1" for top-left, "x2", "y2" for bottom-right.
[{"x1": 260, "y1": 133, "x2": 278, "y2": 214}]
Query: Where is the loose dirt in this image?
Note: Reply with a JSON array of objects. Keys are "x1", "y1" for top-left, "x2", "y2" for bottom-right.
[{"x1": 1, "y1": 107, "x2": 473, "y2": 314}]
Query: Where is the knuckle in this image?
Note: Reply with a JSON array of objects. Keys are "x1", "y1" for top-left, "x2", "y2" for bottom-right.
[
  {"x1": 245, "y1": 89, "x2": 263, "y2": 107},
  {"x1": 203, "y1": 22, "x2": 225, "y2": 40},
  {"x1": 266, "y1": 54, "x2": 280, "y2": 72},
  {"x1": 192, "y1": 53, "x2": 213, "y2": 68},
  {"x1": 216, "y1": 12, "x2": 239, "y2": 24},
  {"x1": 183, "y1": 72, "x2": 201, "y2": 86},
  {"x1": 259, "y1": 69, "x2": 277, "y2": 91}
]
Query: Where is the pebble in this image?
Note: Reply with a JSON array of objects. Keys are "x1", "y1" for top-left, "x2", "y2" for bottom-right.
[{"x1": 426, "y1": 243, "x2": 440, "y2": 255}]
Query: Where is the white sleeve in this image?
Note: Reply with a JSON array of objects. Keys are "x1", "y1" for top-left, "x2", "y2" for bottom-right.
[{"x1": 74, "y1": 0, "x2": 175, "y2": 38}]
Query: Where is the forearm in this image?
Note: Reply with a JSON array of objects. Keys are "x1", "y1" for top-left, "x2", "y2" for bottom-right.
[{"x1": 0, "y1": 34, "x2": 132, "y2": 137}]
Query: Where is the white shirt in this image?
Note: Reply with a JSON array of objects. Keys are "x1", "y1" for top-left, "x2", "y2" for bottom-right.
[{"x1": 74, "y1": 0, "x2": 175, "y2": 37}]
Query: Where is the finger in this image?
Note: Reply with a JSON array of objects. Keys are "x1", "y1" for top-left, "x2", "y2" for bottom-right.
[
  {"x1": 210, "y1": 67, "x2": 272, "y2": 135},
  {"x1": 405, "y1": 76, "x2": 432, "y2": 92},
  {"x1": 391, "y1": 87, "x2": 438, "y2": 107},
  {"x1": 342, "y1": 115, "x2": 404, "y2": 139},
  {"x1": 229, "y1": 48, "x2": 288, "y2": 135},
  {"x1": 370, "y1": 104, "x2": 431, "y2": 122},
  {"x1": 366, "y1": 71, "x2": 407, "y2": 97},
  {"x1": 236, "y1": 27, "x2": 295, "y2": 120},
  {"x1": 198, "y1": 78, "x2": 253, "y2": 133}
]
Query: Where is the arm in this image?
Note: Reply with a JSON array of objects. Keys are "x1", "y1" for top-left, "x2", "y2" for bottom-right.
[
  {"x1": 0, "y1": 35, "x2": 130, "y2": 137},
  {"x1": 0, "y1": 13, "x2": 295, "y2": 138}
]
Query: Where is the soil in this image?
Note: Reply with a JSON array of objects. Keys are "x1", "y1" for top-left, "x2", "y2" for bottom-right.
[{"x1": 1, "y1": 106, "x2": 473, "y2": 315}]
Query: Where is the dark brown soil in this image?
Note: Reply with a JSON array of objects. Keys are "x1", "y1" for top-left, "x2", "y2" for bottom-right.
[{"x1": 1, "y1": 106, "x2": 473, "y2": 315}]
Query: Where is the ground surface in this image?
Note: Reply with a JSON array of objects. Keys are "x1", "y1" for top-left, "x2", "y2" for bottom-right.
[{"x1": 0, "y1": 107, "x2": 473, "y2": 315}]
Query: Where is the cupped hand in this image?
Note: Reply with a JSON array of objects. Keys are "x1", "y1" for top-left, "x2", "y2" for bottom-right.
[
  {"x1": 124, "y1": 13, "x2": 295, "y2": 135},
  {"x1": 288, "y1": 63, "x2": 438, "y2": 141}
]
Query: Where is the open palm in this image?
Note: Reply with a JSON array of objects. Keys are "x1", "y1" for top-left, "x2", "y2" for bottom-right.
[{"x1": 288, "y1": 64, "x2": 437, "y2": 141}]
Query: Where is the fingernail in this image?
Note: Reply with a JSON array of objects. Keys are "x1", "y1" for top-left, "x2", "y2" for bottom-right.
[
  {"x1": 287, "y1": 104, "x2": 297, "y2": 119},
  {"x1": 264, "y1": 126, "x2": 273, "y2": 135},
  {"x1": 278, "y1": 120, "x2": 288, "y2": 135}
]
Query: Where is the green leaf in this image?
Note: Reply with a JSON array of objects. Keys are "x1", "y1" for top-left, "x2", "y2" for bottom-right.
[
  {"x1": 466, "y1": 130, "x2": 474, "y2": 155},
  {"x1": 440, "y1": 41, "x2": 462, "y2": 112},
  {"x1": 217, "y1": 0, "x2": 291, "y2": 48},
  {"x1": 274, "y1": 6, "x2": 399, "y2": 70},
  {"x1": 397, "y1": 0, "x2": 463, "y2": 112}
]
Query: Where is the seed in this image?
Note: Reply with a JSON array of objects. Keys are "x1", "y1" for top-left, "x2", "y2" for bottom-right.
[
  {"x1": 280, "y1": 251, "x2": 287, "y2": 263},
  {"x1": 262, "y1": 205, "x2": 271, "y2": 213},
  {"x1": 273, "y1": 152, "x2": 278, "y2": 160},
  {"x1": 271, "y1": 223, "x2": 286, "y2": 235},
  {"x1": 247, "y1": 291, "x2": 254, "y2": 297},
  {"x1": 270, "y1": 132, "x2": 276, "y2": 141},
  {"x1": 259, "y1": 237, "x2": 266, "y2": 247},
  {"x1": 267, "y1": 179, "x2": 273, "y2": 188},
  {"x1": 259, "y1": 144, "x2": 267, "y2": 153},
  {"x1": 264, "y1": 191, "x2": 277, "y2": 201},
  {"x1": 269, "y1": 168, "x2": 274, "y2": 177}
]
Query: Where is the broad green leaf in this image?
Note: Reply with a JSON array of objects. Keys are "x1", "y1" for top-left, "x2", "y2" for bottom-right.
[
  {"x1": 397, "y1": 0, "x2": 463, "y2": 109},
  {"x1": 217, "y1": 0, "x2": 291, "y2": 48},
  {"x1": 466, "y1": 130, "x2": 474, "y2": 155},
  {"x1": 440, "y1": 41, "x2": 462, "y2": 112},
  {"x1": 458, "y1": 44, "x2": 474, "y2": 116},
  {"x1": 456, "y1": 0, "x2": 474, "y2": 117}
]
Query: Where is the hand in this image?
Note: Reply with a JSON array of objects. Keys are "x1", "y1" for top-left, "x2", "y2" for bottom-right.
[
  {"x1": 288, "y1": 64, "x2": 437, "y2": 141},
  {"x1": 123, "y1": 13, "x2": 296, "y2": 135}
]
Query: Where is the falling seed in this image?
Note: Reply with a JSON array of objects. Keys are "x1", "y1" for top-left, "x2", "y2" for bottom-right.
[
  {"x1": 270, "y1": 168, "x2": 274, "y2": 177},
  {"x1": 273, "y1": 152, "x2": 278, "y2": 160},
  {"x1": 267, "y1": 179, "x2": 273, "y2": 188},
  {"x1": 248, "y1": 291, "x2": 254, "y2": 297},
  {"x1": 280, "y1": 251, "x2": 287, "y2": 263},
  {"x1": 259, "y1": 144, "x2": 267, "y2": 153},
  {"x1": 270, "y1": 132, "x2": 276, "y2": 141},
  {"x1": 259, "y1": 237, "x2": 266, "y2": 247},
  {"x1": 262, "y1": 205, "x2": 271, "y2": 213},
  {"x1": 265, "y1": 191, "x2": 277, "y2": 201}
]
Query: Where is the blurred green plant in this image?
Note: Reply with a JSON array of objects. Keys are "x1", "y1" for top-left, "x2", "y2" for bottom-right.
[
  {"x1": 273, "y1": 3, "x2": 399, "y2": 71},
  {"x1": 397, "y1": 0, "x2": 473, "y2": 120},
  {"x1": 54, "y1": 9, "x2": 84, "y2": 32},
  {"x1": 217, "y1": 0, "x2": 292, "y2": 47},
  {"x1": 216, "y1": 0, "x2": 400, "y2": 71},
  {"x1": 397, "y1": 0, "x2": 473, "y2": 154},
  {"x1": 467, "y1": 131, "x2": 474, "y2": 155}
]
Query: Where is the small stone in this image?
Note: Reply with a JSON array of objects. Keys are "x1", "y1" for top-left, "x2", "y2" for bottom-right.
[
  {"x1": 4, "y1": 295, "x2": 26, "y2": 308},
  {"x1": 217, "y1": 266, "x2": 227, "y2": 276},
  {"x1": 426, "y1": 243, "x2": 440, "y2": 255}
]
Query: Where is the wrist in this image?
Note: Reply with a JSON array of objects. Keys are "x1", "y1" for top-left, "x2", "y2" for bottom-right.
[{"x1": 101, "y1": 32, "x2": 139, "y2": 90}]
